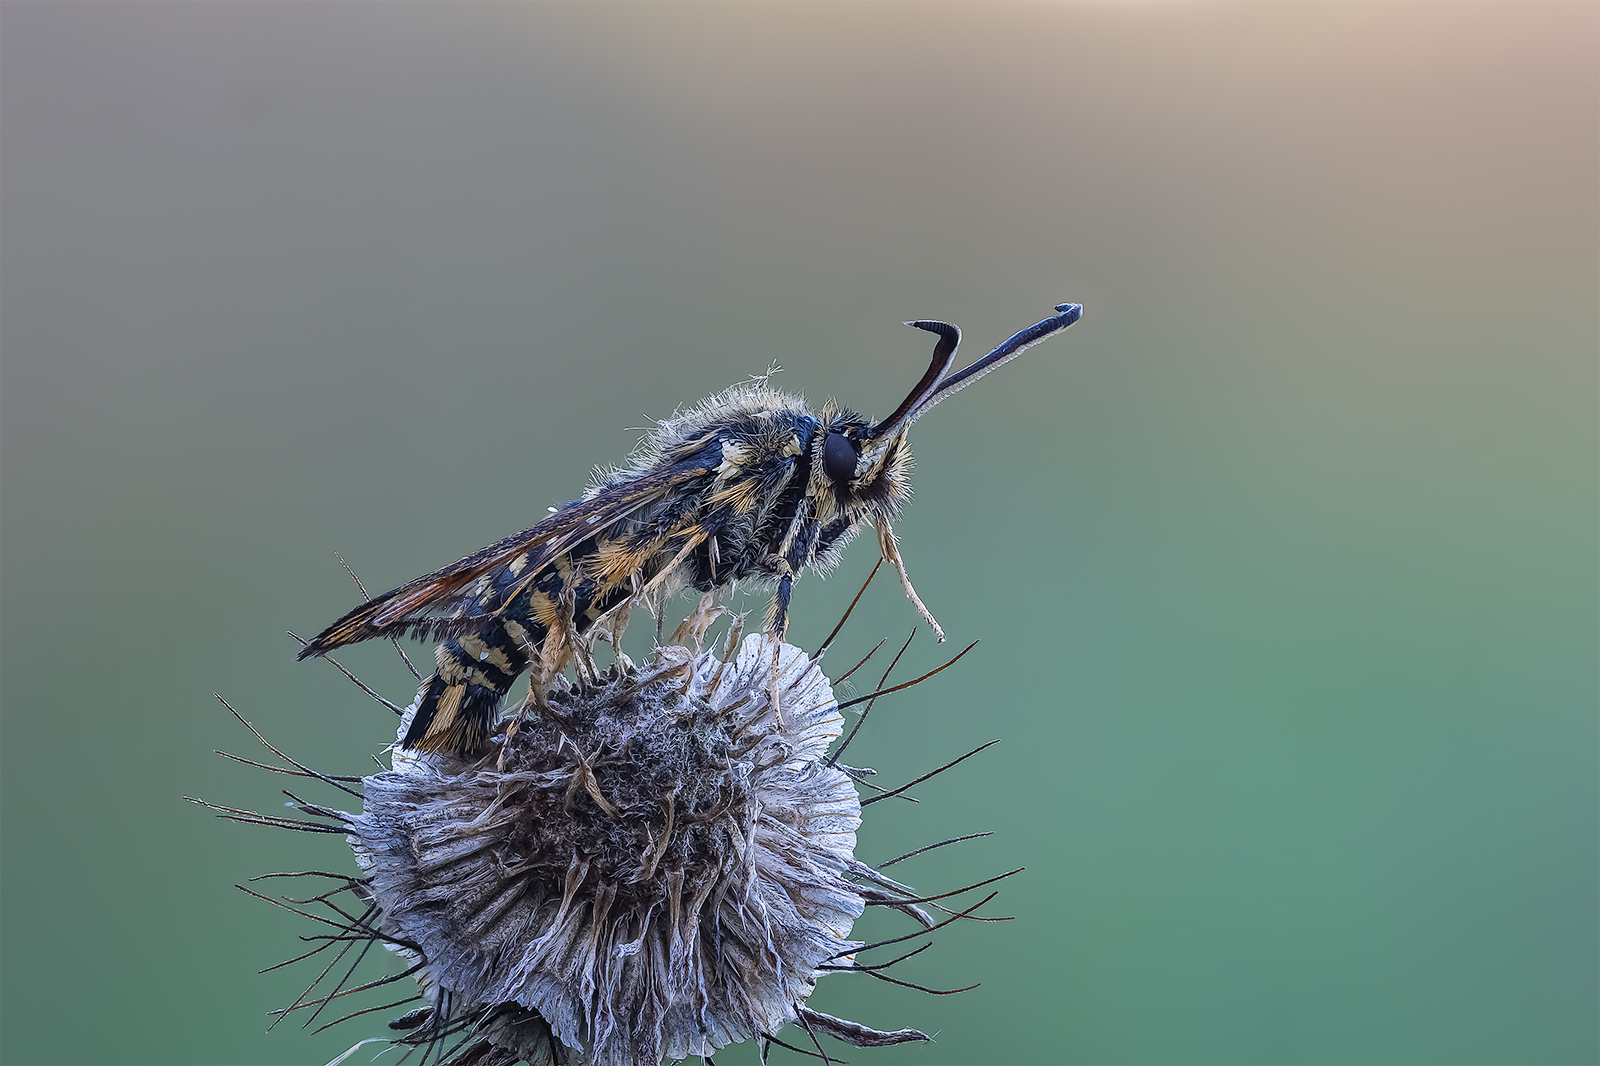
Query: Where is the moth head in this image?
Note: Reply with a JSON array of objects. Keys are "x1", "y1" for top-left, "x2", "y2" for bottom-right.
[{"x1": 814, "y1": 303, "x2": 1085, "y2": 515}]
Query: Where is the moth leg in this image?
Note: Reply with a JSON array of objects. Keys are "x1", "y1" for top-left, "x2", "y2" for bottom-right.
[
  {"x1": 877, "y1": 519, "x2": 946, "y2": 643},
  {"x1": 670, "y1": 591, "x2": 723, "y2": 651},
  {"x1": 587, "y1": 532, "x2": 706, "y2": 643},
  {"x1": 501, "y1": 596, "x2": 580, "y2": 768},
  {"x1": 499, "y1": 619, "x2": 546, "y2": 760},
  {"x1": 570, "y1": 594, "x2": 603, "y2": 686},
  {"x1": 767, "y1": 568, "x2": 794, "y2": 728},
  {"x1": 770, "y1": 569, "x2": 794, "y2": 640},
  {"x1": 638, "y1": 533, "x2": 706, "y2": 600},
  {"x1": 500, "y1": 667, "x2": 545, "y2": 772},
  {"x1": 607, "y1": 603, "x2": 634, "y2": 673}
]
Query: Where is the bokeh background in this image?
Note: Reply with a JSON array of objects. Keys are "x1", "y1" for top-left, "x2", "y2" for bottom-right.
[{"x1": 2, "y1": 4, "x2": 1595, "y2": 1064}]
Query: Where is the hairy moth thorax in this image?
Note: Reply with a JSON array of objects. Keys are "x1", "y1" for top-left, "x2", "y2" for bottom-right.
[{"x1": 297, "y1": 303, "x2": 1083, "y2": 756}]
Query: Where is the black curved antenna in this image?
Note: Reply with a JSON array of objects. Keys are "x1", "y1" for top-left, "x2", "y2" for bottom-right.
[
  {"x1": 901, "y1": 302, "x2": 1083, "y2": 428},
  {"x1": 873, "y1": 320, "x2": 961, "y2": 436}
]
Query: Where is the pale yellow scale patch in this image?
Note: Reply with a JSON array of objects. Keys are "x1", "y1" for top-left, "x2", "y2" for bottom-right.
[
  {"x1": 429, "y1": 682, "x2": 465, "y2": 737},
  {"x1": 529, "y1": 590, "x2": 563, "y2": 631},
  {"x1": 706, "y1": 477, "x2": 761, "y2": 515},
  {"x1": 553, "y1": 555, "x2": 578, "y2": 587},
  {"x1": 715, "y1": 441, "x2": 746, "y2": 477},
  {"x1": 459, "y1": 634, "x2": 515, "y2": 674},
  {"x1": 592, "y1": 536, "x2": 655, "y2": 585},
  {"x1": 504, "y1": 619, "x2": 535, "y2": 654},
  {"x1": 435, "y1": 648, "x2": 496, "y2": 689}
]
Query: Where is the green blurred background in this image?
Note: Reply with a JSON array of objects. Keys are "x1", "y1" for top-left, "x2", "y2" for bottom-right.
[{"x1": 2, "y1": 4, "x2": 1595, "y2": 1064}]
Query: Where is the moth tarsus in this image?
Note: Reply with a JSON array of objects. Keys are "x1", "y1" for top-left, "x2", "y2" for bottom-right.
[{"x1": 298, "y1": 302, "x2": 1084, "y2": 757}]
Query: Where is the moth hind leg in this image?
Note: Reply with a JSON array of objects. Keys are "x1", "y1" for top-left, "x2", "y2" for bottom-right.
[{"x1": 761, "y1": 569, "x2": 795, "y2": 729}]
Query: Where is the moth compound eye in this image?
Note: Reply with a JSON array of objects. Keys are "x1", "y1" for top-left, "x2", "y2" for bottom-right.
[{"x1": 822, "y1": 432, "x2": 858, "y2": 483}]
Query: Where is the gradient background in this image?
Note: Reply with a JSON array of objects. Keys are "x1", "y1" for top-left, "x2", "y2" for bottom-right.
[{"x1": 2, "y1": 4, "x2": 1595, "y2": 1064}]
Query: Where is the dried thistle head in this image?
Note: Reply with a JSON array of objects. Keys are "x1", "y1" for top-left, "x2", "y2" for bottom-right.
[
  {"x1": 204, "y1": 582, "x2": 1012, "y2": 1065},
  {"x1": 357, "y1": 613, "x2": 930, "y2": 1065}
]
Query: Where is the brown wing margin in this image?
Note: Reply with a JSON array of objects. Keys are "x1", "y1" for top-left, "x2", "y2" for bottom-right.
[{"x1": 295, "y1": 460, "x2": 712, "y2": 660}]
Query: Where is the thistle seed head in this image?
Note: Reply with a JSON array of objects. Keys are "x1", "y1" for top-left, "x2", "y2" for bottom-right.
[
  {"x1": 351, "y1": 627, "x2": 923, "y2": 1065},
  {"x1": 201, "y1": 587, "x2": 1011, "y2": 1065}
]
